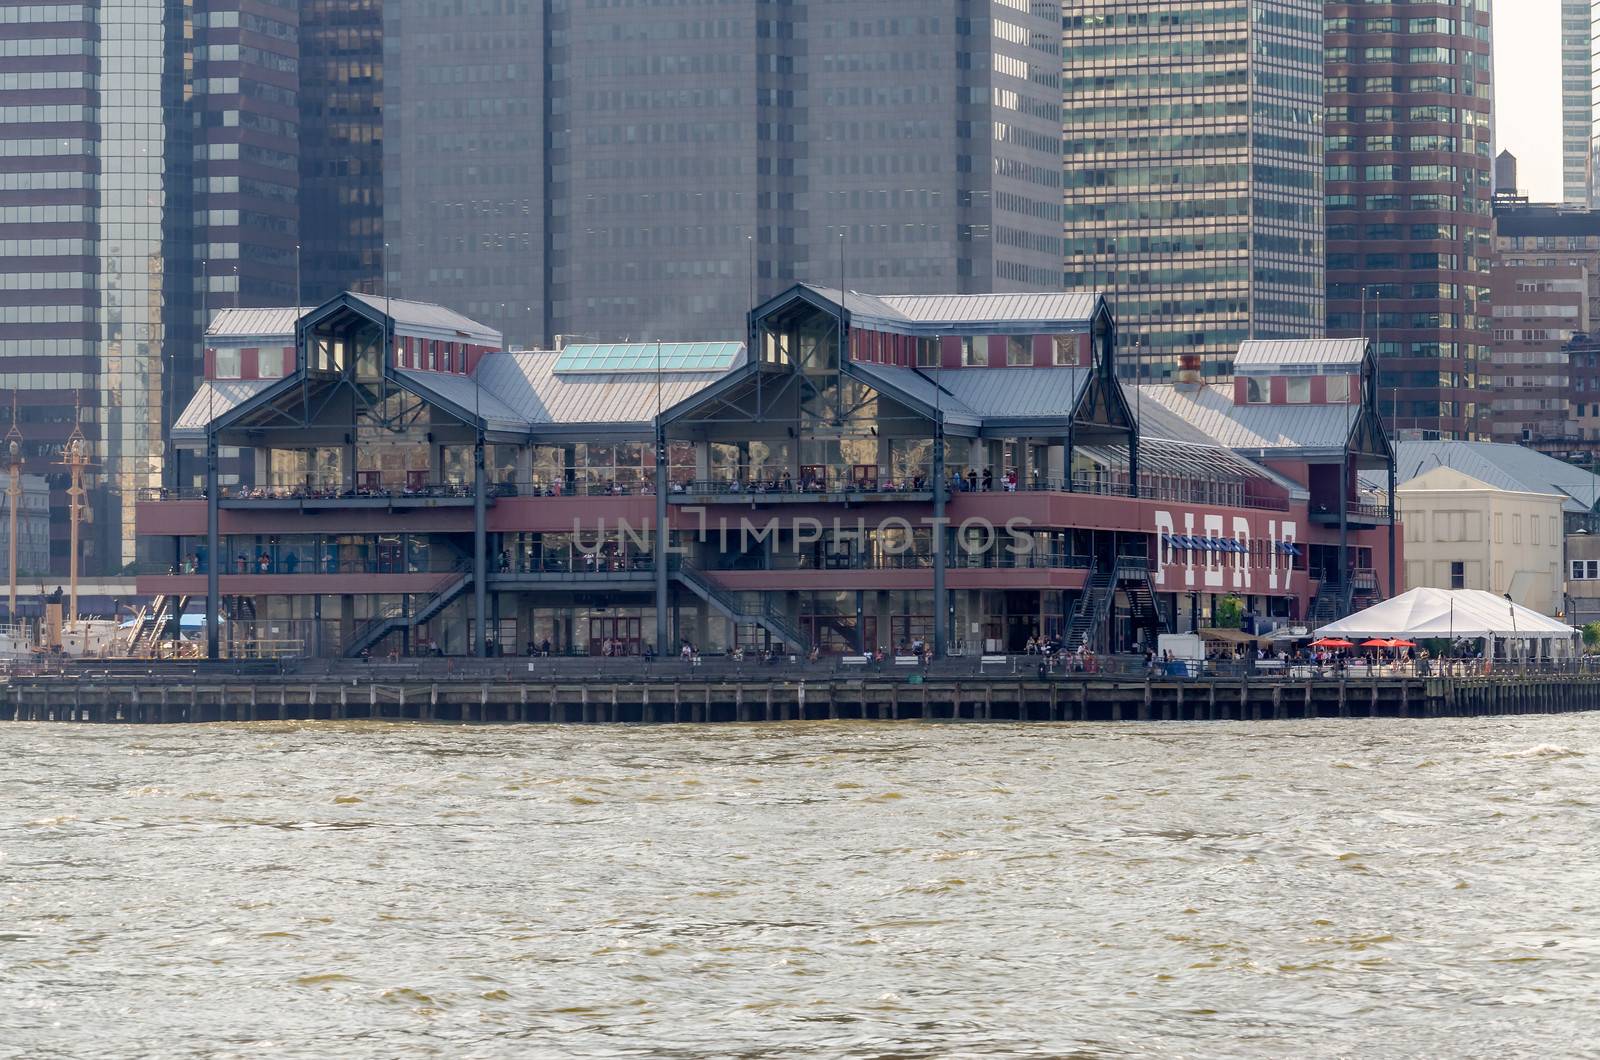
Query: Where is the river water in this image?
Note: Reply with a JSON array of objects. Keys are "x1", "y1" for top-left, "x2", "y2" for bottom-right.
[{"x1": 2, "y1": 717, "x2": 1596, "y2": 1059}]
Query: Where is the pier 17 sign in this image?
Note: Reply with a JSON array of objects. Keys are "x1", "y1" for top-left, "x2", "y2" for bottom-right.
[{"x1": 1152, "y1": 510, "x2": 1298, "y2": 593}]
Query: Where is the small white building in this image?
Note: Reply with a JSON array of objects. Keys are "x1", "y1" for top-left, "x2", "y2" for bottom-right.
[
  {"x1": 1389, "y1": 465, "x2": 1564, "y2": 614},
  {"x1": 1364, "y1": 441, "x2": 1600, "y2": 619}
]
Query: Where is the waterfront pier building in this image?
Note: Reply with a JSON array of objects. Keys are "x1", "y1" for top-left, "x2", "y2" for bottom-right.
[{"x1": 135, "y1": 287, "x2": 1398, "y2": 659}]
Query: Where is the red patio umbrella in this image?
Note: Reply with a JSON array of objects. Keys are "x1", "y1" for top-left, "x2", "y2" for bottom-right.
[
  {"x1": 1311, "y1": 637, "x2": 1355, "y2": 648},
  {"x1": 1360, "y1": 638, "x2": 1393, "y2": 648},
  {"x1": 1389, "y1": 639, "x2": 1417, "y2": 648}
]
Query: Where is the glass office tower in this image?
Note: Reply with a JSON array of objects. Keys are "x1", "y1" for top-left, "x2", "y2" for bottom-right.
[
  {"x1": 382, "y1": 1, "x2": 1066, "y2": 348},
  {"x1": 299, "y1": 0, "x2": 383, "y2": 301},
  {"x1": 1062, "y1": 1, "x2": 1325, "y2": 380}
]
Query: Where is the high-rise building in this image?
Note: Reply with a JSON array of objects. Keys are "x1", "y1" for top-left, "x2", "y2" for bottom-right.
[
  {"x1": 193, "y1": 1, "x2": 301, "y2": 313},
  {"x1": 1564, "y1": 0, "x2": 1590, "y2": 202},
  {"x1": 0, "y1": 0, "x2": 314, "y2": 575},
  {"x1": 1591, "y1": 0, "x2": 1600, "y2": 205},
  {"x1": 299, "y1": 0, "x2": 383, "y2": 302},
  {"x1": 1492, "y1": 202, "x2": 1600, "y2": 447},
  {"x1": 0, "y1": 0, "x2": 197, "y2": 574},
  {"x1": 382, "y1": 1, "x2": 1066, "y2": 349},
  {"x1": 1061, "y1": 0, "x2": 1326, "y2": 380},
  {"x1": 1324, "y1": 2, "x2": 1495, "y2": 441}
]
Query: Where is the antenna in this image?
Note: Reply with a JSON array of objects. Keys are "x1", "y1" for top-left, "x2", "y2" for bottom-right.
[{"x1": 52, "y1": 393, "x2": 95, "y2": 636}]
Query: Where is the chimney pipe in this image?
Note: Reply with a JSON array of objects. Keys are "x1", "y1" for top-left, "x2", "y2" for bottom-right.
[{"x1": 1177, "y1": 353, "x2": 1202, "y2": 387}]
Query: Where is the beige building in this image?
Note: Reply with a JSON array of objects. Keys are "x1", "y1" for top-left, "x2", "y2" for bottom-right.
[{"x1": 1389, "y1": 466, "x2": 1566, "y2": 615}]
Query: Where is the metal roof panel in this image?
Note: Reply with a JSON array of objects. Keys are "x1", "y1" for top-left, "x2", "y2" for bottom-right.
[
  {"x1": 347, "y1": 292, "x2": 502, "y2": 346},
  {"x1": 1234, "y1": 338, "x2": 1368, "y2": 372},
  {"x1": 205, "y1": 306, "x2": 311, "y2": 340},
  {"x1": 1136, "y1": 383, "x2": 1359, "y2": 453}
]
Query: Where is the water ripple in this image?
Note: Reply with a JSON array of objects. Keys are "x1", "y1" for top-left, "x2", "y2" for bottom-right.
[{"x1": 0, "y1": 716, "x2": 1596, "y2": 1058}]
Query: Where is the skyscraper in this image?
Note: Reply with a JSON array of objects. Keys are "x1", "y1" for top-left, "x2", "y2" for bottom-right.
[
  {"x1": 1324, "y1": 2, "x2": 1494, "y2": 441},
  {"x1": 1061, "y1": 0, "x2": 1326, "y2": 380},
  {"x1": 1563, "y1": 0, "x2": 1589, "y2": 202},
  {"x1": 382, "y1": 1, "x2": 1066, "y2": 348},
  {"x1": 0, "y1": 0, "x2": 315, "y2": 574},
  {"x1": 0, "y1": 0, "x2": 196, "y2": 574},
  {"x1": 299, "y1": 0, "x2": 383, "y2": 302}
]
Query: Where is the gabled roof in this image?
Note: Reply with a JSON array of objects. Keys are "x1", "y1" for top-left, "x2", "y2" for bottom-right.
[
  {"x1": 843, "y1": 362, "x2": 1118, "y2": 439},
  {"x1": 475, "y1": 350, "x2": 740, "y2": 432},
  {"x1": 171, "y1": 380, "x2": 281, "y2": 442},
  {"x1": 1234, "y1": 338, "x2": 1368, "y2": 375},
  {"x1": 1136, "y1": 383, "x2": 1369, "y2": 457},
  {"x1": 1378, "y1": 440, "x2": 1600, "y2": 514},
  {"x1": 205, "y1": 307, "x2": 311, "y2": 341},
  {"x1": 346, "y1": 292, "x2": 502, "y2": 346},
  {"x1": 939, "y1": 366, "x2": 1091, "y2": 421},
  {"x1": 394, "y1": 369, "x2": 529, "y2": 437},
  {"x1": 878, "y1": 291, "x2": 1100, "y2": 326},
  {"x1": 842, "y1": 362, "x2": 981, "y2": 430},
  {"x1": 793, "y1": 284, "x2": 1103, "y2": 335}
]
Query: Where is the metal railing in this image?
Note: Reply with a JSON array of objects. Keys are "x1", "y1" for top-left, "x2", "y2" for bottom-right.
[
  {"x1": 673, "y1": 477, "x2": 936, "y2": 497},
  {"x1": 1311, "y1": 501, "x2": 1393, "y2": 522},
  {"x1": 676, "y1": 561, "x2": 808, "y2": 648}
]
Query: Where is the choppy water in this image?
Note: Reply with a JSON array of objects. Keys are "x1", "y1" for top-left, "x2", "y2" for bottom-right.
[{"x1": 2, "y1": 718, "x2": 1597, "y2": 1059}]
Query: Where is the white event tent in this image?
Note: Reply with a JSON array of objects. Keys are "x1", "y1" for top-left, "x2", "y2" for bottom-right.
[{"x1": 1314, "y1": 587, "x2": 1580, "y2": 659}]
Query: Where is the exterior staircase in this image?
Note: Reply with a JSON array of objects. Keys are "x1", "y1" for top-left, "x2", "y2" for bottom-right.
[
  {"x1": 1120, "y1": 561, "x2": 1169, "y2": 647},
  {"x1": 676, "y1": 561, "x2": 809, "y2": 651},
  {"x1": 342, "y1": 568, "x2": 473, "y2": 657},
  {"x1": 1063, "y1": 566, "x2": 1116, "y2": 652},
  {"x1": 125, "y1": 594, "x2": 188, "y2": 656},
  {"x1": 1307, "y1": 579, "x2": 1355, "y2": 627}
]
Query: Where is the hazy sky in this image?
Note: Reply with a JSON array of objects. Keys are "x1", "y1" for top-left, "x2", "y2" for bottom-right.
[{"x1": 1495, "y1": 0, "x2": 1566, "y2": 201}]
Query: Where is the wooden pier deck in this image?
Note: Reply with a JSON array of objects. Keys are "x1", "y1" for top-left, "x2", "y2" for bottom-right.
[{"x1": 6, "y1": 671, "x2": 1600, "y2": 724}]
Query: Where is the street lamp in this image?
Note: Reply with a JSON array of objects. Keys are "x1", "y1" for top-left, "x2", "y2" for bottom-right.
[{"x1": 1505, "y1": 591, "x2": 1518, "y2": 667}]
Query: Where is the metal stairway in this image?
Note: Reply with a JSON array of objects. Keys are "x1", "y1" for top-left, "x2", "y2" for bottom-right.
[
  {"x1": 1063, "y1": 566, "x2": 1117, "y2": 652},
  {"x1": 342, "y1": 569, "x2": 473, "y2": 657},
  {"x1": 675, "y1": 561, "x2": 809, "y2": 651},
  {"x1": 1307, "y1": 579, "x2": 1355, "y2": 626},
  {"x1": 1121, "y1": 563, "x2": 1169, "y2": 647},
  {"x1": 125, "y1": 594, "x2": 185, "y2": 656}
]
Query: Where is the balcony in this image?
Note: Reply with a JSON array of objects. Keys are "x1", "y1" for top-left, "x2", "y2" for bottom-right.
[
  {"x1": 140, "y1": 484, "x2": 495, "y2": 511},
  {"x1": 667, "y1": 478, "x2": 935, "y2": 506},
  {"x1": 1310, "y1": 501, "x2": 1392, "y2": 528}
]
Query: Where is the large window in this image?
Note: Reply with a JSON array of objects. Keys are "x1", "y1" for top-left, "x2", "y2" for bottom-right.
[
  {"x1": 213, "y1": 347, "x2": 241, "y2": 379},
  {"x1": 1245, "y1": 378, "x2": 1268, "y2": 403},
  {"x1": 962, "y1": 335, "x2": 988, "y2": 367},
  {"x1": 1325, "y1": 376, "x2": 1351, "y2": 403},
  {"x1": 1053, "y1": 335, "x2": 1076, "y2": 366},
  {"x1": 916, "y1": 337, "x2": 939, "y2": 368},
  {"x1": 1450, "y1": 561, "x2": 1465, "y2": 590},
  {"x1": 1006, "y1": 335, "x2": 1031, "y2": 367},
  {"x1": 1286, "y1": 378, "x2": 1311, "y2": 404}
]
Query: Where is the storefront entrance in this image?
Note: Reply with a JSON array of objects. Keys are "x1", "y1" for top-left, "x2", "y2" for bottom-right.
[{"x1": 588, "y1": 616, "x2": 641, "y2": 655}]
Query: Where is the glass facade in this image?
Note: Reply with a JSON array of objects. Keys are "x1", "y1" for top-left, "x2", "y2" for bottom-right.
[
  {"x1": 1062, "y1": 0, "x2": 1325, "y2": 380},
  {"x1": 1563, "y1": 0, "x2": 1588, "y2": 202},
  {"x1": 0, "y1": 0, "x2": 104, "y2": 571},
  {"x1": 1592, "y1": 0, "x2": 1600, "y2": 206},
  {"x1": 299, "y1": 0, "x2": 382, "y2": 300},
  {"x1": 96, "y1": 0, "x2": 195, "y2": 573},
  {"x1": 1325, "y1": 0, "x2": 1493, "y2": 441},
  {"x1": 383, "y1": 1, "x2": 1064, "y2": 350}
]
